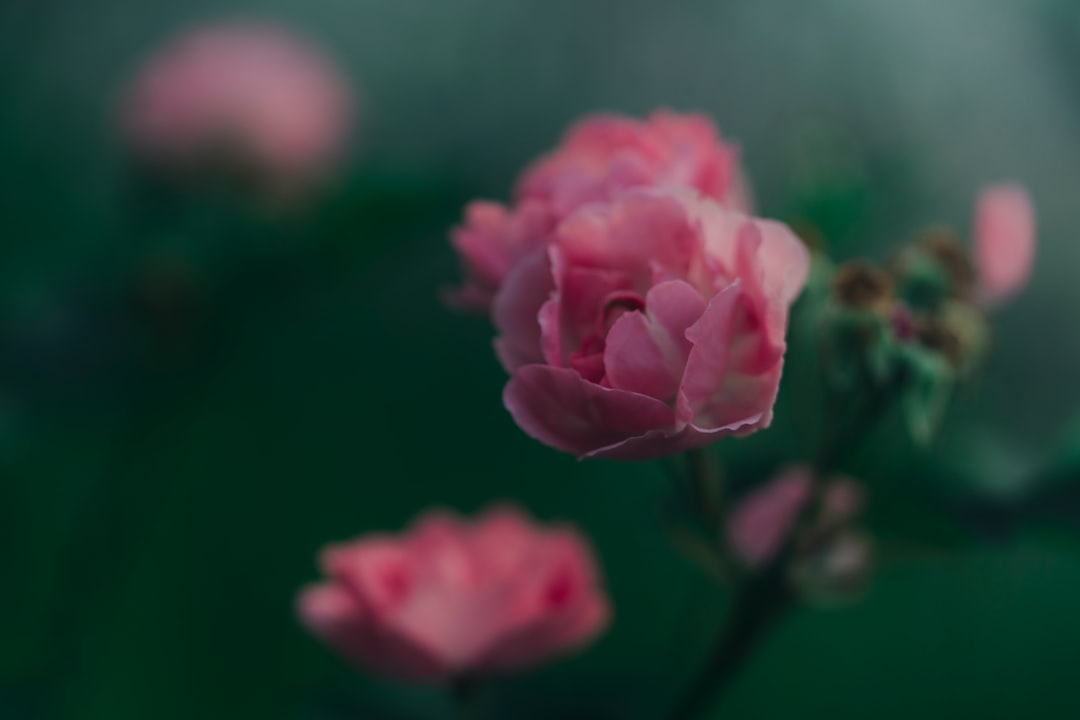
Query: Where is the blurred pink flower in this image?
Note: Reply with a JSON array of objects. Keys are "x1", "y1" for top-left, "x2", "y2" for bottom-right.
[
  {"x1": 124, "y1": 21, "x2": 352, "y2": 191},
  {"x1": 973, "y1": 184, "x2": 1035, "y2": 306},
  {"x1": 727, "y1": 467, "x2": 811, "y2": 566},
  {"x1": 727, "y1": 467, "x2": 863, "y2": 567},
  {"x1": 449, "y1": 111, "x2": 749, "y2": 309},
  {"x1": 498, "y1": 189, "x2": 809, "y2": 459},
  {"x1": 297, "y1": 506, "x2": 609, "y2": 683}
]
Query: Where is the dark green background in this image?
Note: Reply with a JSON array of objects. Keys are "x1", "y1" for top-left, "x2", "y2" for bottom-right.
[{"x1": 4, "y1": 1, "x2": 1080, "y2": 718}]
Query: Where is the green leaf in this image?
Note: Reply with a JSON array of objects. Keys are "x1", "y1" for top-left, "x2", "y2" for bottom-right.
[{"x1": 899, "y1": 344, "x2": 954, "y2": 446}]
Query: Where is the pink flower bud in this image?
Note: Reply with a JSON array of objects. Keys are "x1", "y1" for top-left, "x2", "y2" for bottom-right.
[
  {"x1": 296, "y1": 506, "x2": 609, "y2": 683},
  {"x1": 727, "y1": 468, "x2": 864, "y2": 567},
  {"x1": 123, "y1": 21, "x2": 353, "y2": 193},
  {"x1": 973, "y1": 184, "x2": 1035, "y2": 306},
  {"x1": 727, "y1": 467, "x2": 811, "y2": 566}
]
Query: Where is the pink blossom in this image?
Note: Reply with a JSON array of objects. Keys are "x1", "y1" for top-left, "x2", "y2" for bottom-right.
[
  {"x1": 449, "y1": 111, "x2": 749, "y2": 309},
  {"x1": 973, "y1": 184, "x2": 1035, "y2": 306},
  {"x1": 296, "y1": 506, "x2": 609, "y2": 682},
  {"x1": 124, "y1": 22, "x2": 352, "y2": 191},
  {"x1": 498, "y1": 189, "x2": 809, "y2": 459}
]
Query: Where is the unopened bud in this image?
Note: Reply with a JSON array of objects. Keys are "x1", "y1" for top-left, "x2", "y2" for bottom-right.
[
  {"x1": 792, "y1": 531, "x2": 874, "y2": 604},
  {"x1": 832, "y1": 261, "x2": 893, "y2": 315},
  {"x1": 915, "y1": 300, "x2": 989, "y2": 375},
  {"x1": 920, "y1": 227, "x2": 975, "y2": 299}
]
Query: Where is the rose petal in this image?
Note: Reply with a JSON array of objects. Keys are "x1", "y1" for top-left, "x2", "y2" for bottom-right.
[
  {"x1": 503, "y1": 365, "x2": 675, "y2": 457},
  {"x1": 493, "y1": 249, "x2": 555, "y2": 373},
  {"x1": 604, "y1": 280, "x2": 706, "y2": 400}
]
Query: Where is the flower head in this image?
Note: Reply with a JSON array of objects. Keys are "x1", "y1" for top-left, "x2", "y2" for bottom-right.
[
  {"x1": 498, "y1": 189, "x2": 809, "y2": 459},
  {"x1": 124, "y1": 21, "x2": 353, "y2": 193},
  {"x1": 297, "y1": 506, "x2": 609, "y2": 682}
]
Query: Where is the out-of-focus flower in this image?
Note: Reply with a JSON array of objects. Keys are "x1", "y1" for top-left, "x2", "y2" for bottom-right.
[
  {"x1": 448, "y1": 111, "x2": 749, "y2": 309},
  {"x1": 498, "y1": 189, "x2": 809, "y2": 459},
  {"x1": 517, "y1": 111, "x2": 748, "y2": 216},
  {"x1": 727, "y1": 467, "x2": 811, "y2": 566},
  {"x1": 973, "y1": 184, "x2": 1036, "y2": 306},
  {"x1": 726, "y1": 466, "x2": 863, "y2": 567},
  {"x1": 123, "y1": 21, "x2": 353, "y2": 194},
  {"x1": 296, "y1": 506, "x2": 608, "y2": 683}
]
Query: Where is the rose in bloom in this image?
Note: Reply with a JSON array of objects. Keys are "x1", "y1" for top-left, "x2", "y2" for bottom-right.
[
  {"x1": 124, "y1": 22, "x2": 353, "y2": 192},
  {"x1": 496, "y1": 189, "x2": 809, "y2": 459},
  {"x1": 973, "y1": 184, "x2": 1036, "y2": 306},
  {"x1": 296, "y1": 506, "x2": 609, "y2": 682},
  {"x1": 727, "y1": 466, "x2": 863, "y2": 567},
  {"x1": 449, "y1": 111, "x2": 748, "y2": 309}
]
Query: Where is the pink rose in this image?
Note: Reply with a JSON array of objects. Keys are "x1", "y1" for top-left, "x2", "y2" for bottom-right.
[
  {"x1": 973, "y1": 184, "x2": 1036, "y2": 306},
  {"x1": 727, "y1": 467, "x2": 864, "y2": 567},
  {"x1": 124, "y1": 22, "x2": 353, "y2": 191},
  {"x1": 449, "y1": 111, "x2": 749, "y2": 309},
  {"x1": 296, "y1": 506, "x2": 609, "y2": 682},
  {"x1": 498, "y1": 189, "x2": 809, "y2": 459}
]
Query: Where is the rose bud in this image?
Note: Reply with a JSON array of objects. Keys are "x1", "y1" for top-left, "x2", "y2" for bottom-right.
[
  {"x1": 973, "y1": 184, "x2": 1036, "y2": 307},
  {"x1": 448, "y1": 111, "x2": 750, "y2": 309},
  {"x1": 497, "y1": 189, "x2": 809, "y2": 459},
  {"x1": 123, "y1": 21, "x2": 353, "y2": 196},
  {"x1": 727, "y1": 467, "x2": 811, "y2": 567},
  {"x1": 726, "y1": 466, "x2": 863, "y2": 568},
  {"x1": 296, "y1": 506, "x2": 609, "y2": 683}
]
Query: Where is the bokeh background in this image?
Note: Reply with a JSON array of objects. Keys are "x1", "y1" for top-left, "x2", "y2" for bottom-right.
[{"x1": 4, "y1": 1, "x2": 1080, "y2": 718}]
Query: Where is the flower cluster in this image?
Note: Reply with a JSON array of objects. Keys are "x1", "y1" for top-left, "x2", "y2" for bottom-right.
[
  {"x1": 823, "y1": 184, "x2": 1036, "y2": 443},
  {"x1": 449, "y1": 112, "x2": 810, "y2": 459}
]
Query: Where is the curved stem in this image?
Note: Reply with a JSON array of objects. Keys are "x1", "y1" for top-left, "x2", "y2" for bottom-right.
[{"x1": 670, "y1": 562, "x2": 792, "y2": 720}]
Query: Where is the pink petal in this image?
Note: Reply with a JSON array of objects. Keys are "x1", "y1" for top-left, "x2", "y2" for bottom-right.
[
  {"x1": 974, "y1": 184, "x2": 1036, "y2": 306},
  {"x1": 756, "y1": 219, "x2": 811, "y2": 308},
  {"x1": 675, "y1": 282, "x2": 743, "y2": 427},
  {"x1": 549, "y1": 254, "x2": 634, "y2": 367},
  {"x1": 296, "y1": 582, "x2": 449, "y2": 681},
  {"x1": 493, "y1": 249, "x2": 555, "y2": 373},
  {"x1": 473, "y1": 529, "x2": 609, "y2": 671},
  {"x1": 604, "y1": 280, "x2": 706, "y2": 400},
  {"x1": 555, "y1": 192, "x2": 699, "y2": 284},
  {"x1": 321, "y1": 539, "x2": 413, "y2": 615},
  {"x1": 503, "y1": 365, "x2": 675, "y2": 457},
  {"x1": 451, "y1": 202, "x2": 518, "y2": 287}
]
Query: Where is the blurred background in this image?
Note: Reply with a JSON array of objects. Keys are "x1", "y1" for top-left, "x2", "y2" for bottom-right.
[{"x1": 4, "y1": 1, "x2": 1080, "y2": 718}]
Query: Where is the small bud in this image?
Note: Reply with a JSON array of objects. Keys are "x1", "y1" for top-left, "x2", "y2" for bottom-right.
[
  {"x1": 915, "y1": 315, "x2": 965, "y2": 367},
  {"x1": 920, "y1": 227, "x2": 975, "y2": 299},
  {"x1": 832, "y1": 261, "x2": 893, "y2": 315},
  {"x1": 915, "y1": 300, "x2": 989, "y2": 376},
  {"x1": 792, "y1": 531, "x2": 874, "y2": 603}
]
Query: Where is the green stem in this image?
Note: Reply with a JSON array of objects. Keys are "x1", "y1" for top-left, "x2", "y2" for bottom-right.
[
  {"x1": 451, "y1": 676, "x2": 482, "y2": 720},
  {"x1": 669, "y1": 560, "x2": 793, "y2": 720}
]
